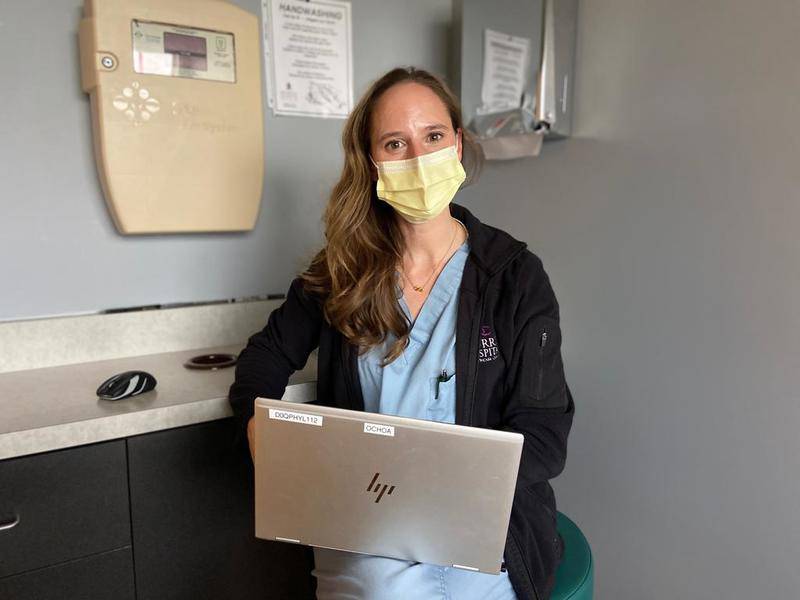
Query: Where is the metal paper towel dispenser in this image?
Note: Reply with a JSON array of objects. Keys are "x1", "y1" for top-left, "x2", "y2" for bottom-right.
[
  {"x1": 452, "y1": 0, "x2": 578, "y2": 157},
  {"x1": 78, "y1": 0, "x2": 264, "y2": 234}
]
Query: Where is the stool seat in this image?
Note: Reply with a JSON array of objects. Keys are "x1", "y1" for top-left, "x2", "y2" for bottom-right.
[{"x1": 550, "y1": 512, "x2": 594, "y2": 600}]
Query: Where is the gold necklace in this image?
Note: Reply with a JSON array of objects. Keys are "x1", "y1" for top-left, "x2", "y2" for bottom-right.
[{"x1": 400, "y1": 218, "x2": 465, "y2": 293}]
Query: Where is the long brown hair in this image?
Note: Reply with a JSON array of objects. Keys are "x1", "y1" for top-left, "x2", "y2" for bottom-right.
[{"x1": 300, "y1": 66, "x2": 481, "y2": 364}]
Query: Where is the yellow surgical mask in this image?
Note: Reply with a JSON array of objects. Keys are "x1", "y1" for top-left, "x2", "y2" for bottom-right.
[{"x1": 371, "y1": 143, "x2": 467, "y2": 223}]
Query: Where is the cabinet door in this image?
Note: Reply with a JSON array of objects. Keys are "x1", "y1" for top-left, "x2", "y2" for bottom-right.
[
  {"x1": 0, "y1": 440, "x2": 130, "y2": 578},
  {"x1": 0, "y1": 546, "x2": 134, "y2": 600},
  {"x1": 128, "y1": 418, "x2": 316, "y2": 600}
]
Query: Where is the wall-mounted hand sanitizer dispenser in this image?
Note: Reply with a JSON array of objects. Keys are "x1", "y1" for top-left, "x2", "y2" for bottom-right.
[{"x1": 79, "y1": 0, "x2": 264, "y2": 234}]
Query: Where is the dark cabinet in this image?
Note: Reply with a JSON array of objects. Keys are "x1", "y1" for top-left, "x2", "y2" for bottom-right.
[
  {"x1": 127, "y1": 418, "x2": 316, "y2": 600},
  {"x1": 0, "y1": 440, "x2": 131, "y2": 579},
  {"x1": 0, "y1": 547, "x2": 135, "y2": 600},
  {"x1": 0, "y1": 418, "x2": 316, "y2": 599}
]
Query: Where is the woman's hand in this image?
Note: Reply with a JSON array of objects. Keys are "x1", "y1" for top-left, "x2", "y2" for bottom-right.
[{"x1": 247, "y1": 415, "x2": 256, "y2": 463}]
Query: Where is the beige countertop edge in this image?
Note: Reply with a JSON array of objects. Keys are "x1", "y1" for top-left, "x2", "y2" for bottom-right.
[{"x1": 0, "y1": 381, "x2": 317, "y2": 461}]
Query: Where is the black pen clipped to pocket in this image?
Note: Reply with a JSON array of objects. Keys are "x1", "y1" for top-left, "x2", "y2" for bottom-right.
[{"x1": 434, "y1": 369, "x2": 455, "y2": 399}]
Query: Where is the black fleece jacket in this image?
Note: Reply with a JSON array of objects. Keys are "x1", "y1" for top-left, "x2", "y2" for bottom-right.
[{"x1": 228, "y1": 202, "x2": 575, "y2": 600}]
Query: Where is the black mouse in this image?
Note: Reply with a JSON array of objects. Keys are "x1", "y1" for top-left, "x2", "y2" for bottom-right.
[{"x1": 96, "y1": 370, "x2": 157, "y2": 400}]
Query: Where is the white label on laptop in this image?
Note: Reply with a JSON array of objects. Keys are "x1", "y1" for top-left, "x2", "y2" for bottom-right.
[
  {"x1": 268, "y1": 408, "x2": 323, "y2": 427},
  {"x1": 363, "y1": 422, "x2": 395, "y2": 437}
]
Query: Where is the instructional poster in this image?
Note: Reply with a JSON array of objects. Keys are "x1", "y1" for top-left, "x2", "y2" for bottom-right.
[
  {"x1": 262, "y1": 0, "x2": 353, "y2": 118},
  {"x1": 479, "y1": 28, "x2": 531, "y2": 114}
]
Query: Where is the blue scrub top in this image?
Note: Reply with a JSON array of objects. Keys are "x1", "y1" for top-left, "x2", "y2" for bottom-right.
[{"x1": 312, "y1": 239, "x2": 518, "y2": 599}]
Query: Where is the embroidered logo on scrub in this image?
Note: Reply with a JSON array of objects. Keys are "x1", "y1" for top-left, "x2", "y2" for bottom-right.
[{"x1": 478, "y1": 325, "x2": 499, "y2": 363}]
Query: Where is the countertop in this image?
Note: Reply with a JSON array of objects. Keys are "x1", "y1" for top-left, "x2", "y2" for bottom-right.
[{"x1": 0, "y1": 344, "x2": 317, "y2": 460}]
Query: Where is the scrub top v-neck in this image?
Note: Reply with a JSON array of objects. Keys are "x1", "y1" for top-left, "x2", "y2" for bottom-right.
[
  {"x1": 358, "y1": 239, "x2": 467, "y2": 423},
  {"x1": 311, "y1": 239, "x2": 518, "y2": 600}
]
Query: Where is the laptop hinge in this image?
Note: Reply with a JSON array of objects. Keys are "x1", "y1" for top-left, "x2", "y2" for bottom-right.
[
  {"x1": 275, "y1": 536, "x2": 301, "y2": 544},
  {"x1": 452, "y1": 564, "x2": 480, "y2": 572}
]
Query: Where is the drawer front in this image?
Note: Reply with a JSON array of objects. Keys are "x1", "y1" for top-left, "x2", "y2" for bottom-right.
[
  {"x1": 0, "y1": 440, "x2": 130, "y2": 578},
  {"x1": 129, "y1": 418, "x2": 316, "y2": 600},
  {"x1": 0, "y1": 546, "x2": 134, "y2": 600}
]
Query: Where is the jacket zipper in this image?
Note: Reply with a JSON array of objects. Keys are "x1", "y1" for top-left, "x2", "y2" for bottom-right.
[{"x1": 537, "y1": 329, "x2": 548, "y2": 401}]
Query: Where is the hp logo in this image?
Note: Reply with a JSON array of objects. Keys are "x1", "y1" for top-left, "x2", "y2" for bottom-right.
[{"x1": 366, "y1": 473, "x2": 396, "y2": 503}]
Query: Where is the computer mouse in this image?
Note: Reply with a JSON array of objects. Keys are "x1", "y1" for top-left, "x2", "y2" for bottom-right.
[{"x1": 96, "y1": 370, "x2": 157, "y2": 401}]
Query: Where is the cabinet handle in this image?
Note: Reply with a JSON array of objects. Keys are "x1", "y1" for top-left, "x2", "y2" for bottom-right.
[{"x1": 0, "y1": 514, "x2": 20, "y2": 531}]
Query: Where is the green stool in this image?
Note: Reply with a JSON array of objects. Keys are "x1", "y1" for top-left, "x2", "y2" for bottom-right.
[{"x1": 550, "y1": 512, "x2": 594, "y2": 600}]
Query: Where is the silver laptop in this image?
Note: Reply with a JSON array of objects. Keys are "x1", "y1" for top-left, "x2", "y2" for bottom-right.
[{"x1": 253, "y1": 397, "x2": 523, "y2": 574}]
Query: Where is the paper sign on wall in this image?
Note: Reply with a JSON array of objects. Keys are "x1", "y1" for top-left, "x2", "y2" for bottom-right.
[
  {"x1": 478, "y1": 28, "x2": 531, "y2": 115},
  {"x1": 261, "y1": 0, "x2": 353, "y2": 118}
]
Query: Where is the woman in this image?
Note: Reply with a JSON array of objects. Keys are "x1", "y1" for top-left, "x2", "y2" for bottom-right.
[{"x1": 229, "y1": 67, "x2": 574, "y2": 600}]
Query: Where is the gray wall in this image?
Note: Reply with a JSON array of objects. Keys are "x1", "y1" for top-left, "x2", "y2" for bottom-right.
[
  {"x1": 0, "y1": 0, "x2": 451, "y2": 321},
  {"x1": 458, "y1": 0, "x2": 800, "y2": 597}
]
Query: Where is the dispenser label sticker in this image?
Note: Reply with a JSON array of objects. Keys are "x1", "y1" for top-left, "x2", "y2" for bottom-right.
[
  {"x1": 268, "y1": 408, "x2": 323, "y2": 426},
  {"x1": 363, "y1": 422, "x2": 395, "y2": 437}
]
